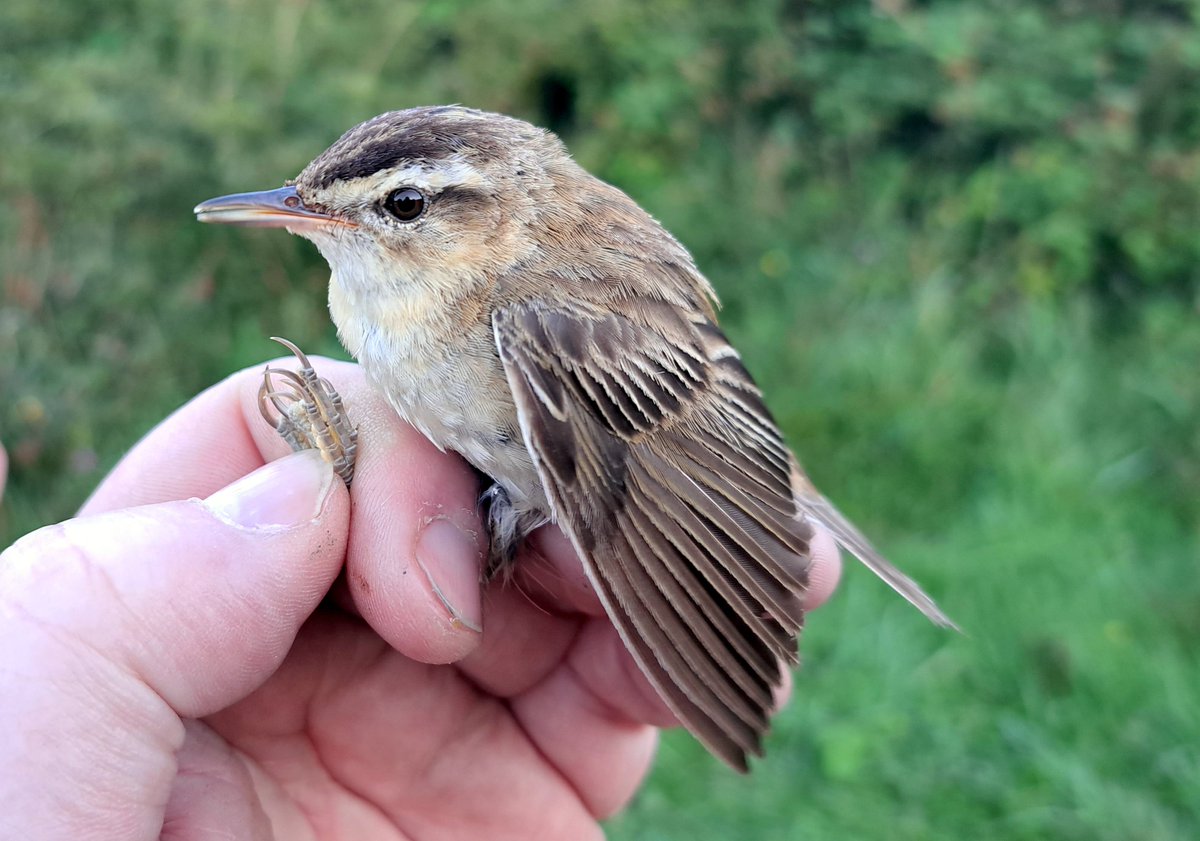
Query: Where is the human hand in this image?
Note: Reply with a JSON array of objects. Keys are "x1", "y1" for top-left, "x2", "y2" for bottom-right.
[{"x1": 0, "y1": 357, "x2": 841, "y2": 840}]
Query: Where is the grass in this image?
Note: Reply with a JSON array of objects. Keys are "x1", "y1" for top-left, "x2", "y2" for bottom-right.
[{"x1": 2, "y1": 1, "x2": 1197, "y2": 838}]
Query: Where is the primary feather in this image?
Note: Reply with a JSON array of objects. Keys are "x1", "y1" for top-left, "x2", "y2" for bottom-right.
[{"x1": 495, "y1": 299, "x2": 811, "y2": 769}]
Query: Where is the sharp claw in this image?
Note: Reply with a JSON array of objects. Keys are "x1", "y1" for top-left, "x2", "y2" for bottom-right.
[
  {"x1": 257, "y1": 372, "x2": 277, "y2": 428},
  {"x1": 263, "y1": 390, "x2": 290, "y2": 415},
  {"x1": 269, "y1": 336, "x2": 313, "y2": 371},
  {"x1": 256, "y1": 337, "x2": 358, "y2": 486}
]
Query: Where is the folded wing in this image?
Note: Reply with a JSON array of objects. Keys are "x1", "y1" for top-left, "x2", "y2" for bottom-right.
[{"x1": 494, "y1": 299, "x2": 811, "y2": 770}]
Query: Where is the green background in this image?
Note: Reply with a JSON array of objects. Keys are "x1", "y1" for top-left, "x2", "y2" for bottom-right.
[{"x1": 2, "y1": 1, "x2": 1197, "y2": 838}]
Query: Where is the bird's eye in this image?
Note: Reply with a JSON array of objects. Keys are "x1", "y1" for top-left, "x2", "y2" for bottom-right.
[{"x1": 383, "y1": 187, "x2": 425, "y2": 222}]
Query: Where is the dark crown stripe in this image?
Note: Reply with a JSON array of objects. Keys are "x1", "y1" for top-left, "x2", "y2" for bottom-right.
[{"x1": 299, "y1": 106, "x2": 537, "y2": 189}]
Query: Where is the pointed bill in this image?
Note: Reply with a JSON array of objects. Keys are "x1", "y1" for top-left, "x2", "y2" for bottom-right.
[{"x1": 194, "y1": 186, "x2": 346, "y2": 231}]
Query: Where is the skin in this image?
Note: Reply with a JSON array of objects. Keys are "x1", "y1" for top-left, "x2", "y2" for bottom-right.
[{"x1": 0, "y1": 356, "x2": 841, "y2": 840}]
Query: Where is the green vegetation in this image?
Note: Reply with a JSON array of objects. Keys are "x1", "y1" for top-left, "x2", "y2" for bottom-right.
[{"x1": 2, "y1": 1, "x2": 1197, "y2": 837}]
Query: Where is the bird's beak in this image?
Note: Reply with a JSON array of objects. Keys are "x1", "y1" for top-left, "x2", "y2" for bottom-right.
[{"x1": 194, "y1": 186, "x2": 345, "y2": 231}]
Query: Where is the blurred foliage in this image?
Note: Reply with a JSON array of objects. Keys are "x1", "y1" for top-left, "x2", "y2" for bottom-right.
[{"x1": 1, "y1": 0, "x2": 1197, "y2": 838}]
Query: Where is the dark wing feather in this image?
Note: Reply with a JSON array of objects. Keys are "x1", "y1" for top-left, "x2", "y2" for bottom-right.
[{"x1": 494, "y1": 299, "x2": 811, "y2": 770}]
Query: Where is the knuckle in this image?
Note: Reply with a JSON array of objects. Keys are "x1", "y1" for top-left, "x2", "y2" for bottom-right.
[
  {"x1": 0, "y1": 521, "x2": 125, "y2": 650},
  {"x1": 3, "y1": 521, "x2": 107, "y2": 592}
]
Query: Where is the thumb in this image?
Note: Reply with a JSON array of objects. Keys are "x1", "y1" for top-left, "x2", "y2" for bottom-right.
[{"x1": 0, "y1": 450, "x2": 348, "y2": 839}]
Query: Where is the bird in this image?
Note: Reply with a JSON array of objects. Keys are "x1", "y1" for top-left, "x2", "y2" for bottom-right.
[{"x1": 195, "y1": 105, "x2": 953, "y2": 771}]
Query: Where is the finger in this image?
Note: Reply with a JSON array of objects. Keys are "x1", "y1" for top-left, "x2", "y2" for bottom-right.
[
  {"x1": 210, "y1": 615, "x2": 606, "y2": 841},
  {"x1": 805, "y1": 525, "x2": 843, "y2": 610},
  {"x1": 513, "y1": 526, "x2": 607, "y2": 617},
  {"x1": 455, "y1": 581, "x2": 580, "y2": 697},
  {"x1": 451, "y1": 526, "x2": 608, "y2": 700},
  {"x1": 510, "y1": 619, "x2": 662, "y2": 818},
  {"x1": 232, "y1": 361, "x2": 488, "y2": 665},
  {"x1": 0, "y1": 452, "x2": 347, "y2": 838},
  {"x1": 161, "y1": 721, "x2": 274, "y2": 841},
  {"x1": 346, "y1": 439, "x2": 486, "y2": 666},
  {"x1": 82, "y1": 355, "x2": 489, "y2": 665}
]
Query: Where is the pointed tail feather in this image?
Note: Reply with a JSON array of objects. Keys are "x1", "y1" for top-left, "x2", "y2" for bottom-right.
[{"x1": 790, "y1": 466, "x2": 957, "y2": 629}]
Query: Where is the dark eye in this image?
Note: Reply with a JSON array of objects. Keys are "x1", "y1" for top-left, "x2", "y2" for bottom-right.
[{"x1": 383, "y1": 187, "x2": 425, "y2": 222}]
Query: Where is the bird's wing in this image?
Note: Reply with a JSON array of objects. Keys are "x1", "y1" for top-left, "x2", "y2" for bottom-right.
[{"x1": 493, "y1": 298, "x2": 810, "y2": 771}]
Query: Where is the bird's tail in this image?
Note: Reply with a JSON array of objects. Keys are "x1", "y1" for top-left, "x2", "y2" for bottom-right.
[{"x1": 791, "y1": 464, "x2": 958, "y2": 630}]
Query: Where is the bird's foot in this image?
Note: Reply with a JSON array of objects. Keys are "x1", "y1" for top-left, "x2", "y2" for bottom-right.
[{"x1": 258, "y1": 337, "x2": 358, "y2": 486}]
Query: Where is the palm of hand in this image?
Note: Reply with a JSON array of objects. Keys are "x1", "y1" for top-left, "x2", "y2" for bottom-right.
[
  {"x1": 9, "y1": 355, "x2": 834, "y2": 839},
  {"x1": 192, "y1": 604, "x2": 658, "y2": 840},
  {"x1": 85, "y1": 359, "x2": 664, "y2": 841}
]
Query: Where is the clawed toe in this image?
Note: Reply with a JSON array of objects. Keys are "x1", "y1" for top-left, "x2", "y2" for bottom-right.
[{"x1": 257, "y1": 337, "x2": 358, "y2": 486}]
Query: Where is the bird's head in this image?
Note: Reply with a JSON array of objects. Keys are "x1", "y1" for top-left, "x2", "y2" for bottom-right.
[
  {"x1": 195, "y1": 106, "x2": 591, "y2": 301},
  {"x1": 197, "y1": 105, "x2": 707, "y2": 333}
]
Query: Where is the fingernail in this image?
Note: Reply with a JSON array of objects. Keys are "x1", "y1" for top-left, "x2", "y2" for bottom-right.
[
  {"x1": 204, "y1": 450, "x2": 335, "y2": 530},
  {"x1": 416, "y1": 517, "x2": 484, "y2": 633}
]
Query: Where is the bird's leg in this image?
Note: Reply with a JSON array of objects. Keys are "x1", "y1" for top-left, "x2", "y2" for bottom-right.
[
  {"x1": 479, "y1": 483, "x2": 522, "y2": 582},
  {"x1": 257, "y1": 336, "x2": 358, "y2": 486}
]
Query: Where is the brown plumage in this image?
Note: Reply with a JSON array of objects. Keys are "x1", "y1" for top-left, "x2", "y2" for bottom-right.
[{"x1": 195, "y1": 106, "x2": 954, "y2": 771}]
